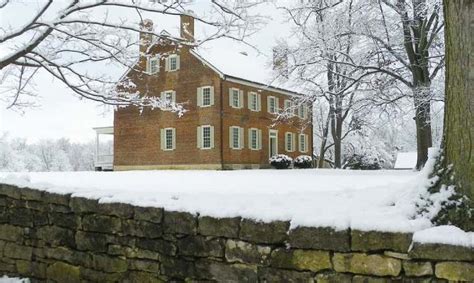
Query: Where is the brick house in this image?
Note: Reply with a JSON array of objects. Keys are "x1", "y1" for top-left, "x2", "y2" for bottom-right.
[{"x1": 95, "y1": 15, "x2": 313, "y2": 170}]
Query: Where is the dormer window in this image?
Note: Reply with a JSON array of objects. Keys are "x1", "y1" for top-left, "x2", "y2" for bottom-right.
[
  {"x1": 146, "y1": 56, "x2": 159, "y2": 74},
  {"x1": 166, "y1": 54, "x2": 180, "y2": 72}
]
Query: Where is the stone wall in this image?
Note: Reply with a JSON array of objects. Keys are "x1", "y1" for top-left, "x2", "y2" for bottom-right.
[{"x1": 0, "y1": 184, "x2": 473, "y2": 282}]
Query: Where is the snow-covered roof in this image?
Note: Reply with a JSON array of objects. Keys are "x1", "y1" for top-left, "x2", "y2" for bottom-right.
[{"x1": 394, "y1": 152, "x2": 416, "y2": 169}]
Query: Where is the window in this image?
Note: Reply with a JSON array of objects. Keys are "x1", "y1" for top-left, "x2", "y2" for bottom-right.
[
  {"x1": 299, "y1": 134, "x2": 308, "y2": 152},
  {"x1": 229, "y1": 88, "x2": 243, "y2": 108},
  {"x1": 147, "y1": 56, "x2": 159, "y2": 74},
  {"x1": 160, "y1": 128, "x2": 175, "y2": 150},
  {"x1": 267, "y1": 96, "x2": 278, "y2": 114},
  {"x1": 197, "y1": 125, "x2": 214, "y2": 149},
  {"x1": 161, "y1": 90, "x2": 176, "y2": 104},
  {"x1": 285, "y1": 132, "x2": 295, "y2": 152},
  {"x1": 197, "y1": 86, "x2": 214, "y2": 107},
  {"x1": 284, "y1": 99, "x2": 294, "y2": 115},
  {"x1": 166, "y1": 54, "x2": 180, "y2": 72},
  {"x1": 248, "y1": 92, "x2": 261, "y2": 111},
  {"x1": 230, "y1": 126, "x2": 244, "y2": 149},
  {"x1": 298, "y1": 104, "x2": 308, "y2": 119},
  {"x1": 248, "y1": 128, "x2": 262, "y2": 150}
]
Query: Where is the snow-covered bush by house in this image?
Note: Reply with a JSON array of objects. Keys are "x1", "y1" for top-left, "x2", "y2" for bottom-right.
[
  {"x1": 294, "y1": 155, "x2": 313, "y2": 169},
  {"x1": 269, "y1": 154, "x2": 293, "y2": 169}
]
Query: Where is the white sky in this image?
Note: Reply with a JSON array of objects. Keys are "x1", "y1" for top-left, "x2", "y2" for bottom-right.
[{"x1": 0, "y1": 1, "x2": 292, "y2": 143}]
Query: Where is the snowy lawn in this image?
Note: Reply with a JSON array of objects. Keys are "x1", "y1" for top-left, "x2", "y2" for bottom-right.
[{"x1": 1, "y1": 167, "x2": 447, "y2": 234}]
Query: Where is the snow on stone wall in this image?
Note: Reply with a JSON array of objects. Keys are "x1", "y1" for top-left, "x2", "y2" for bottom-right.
[{"x1": 0, "y1": 184, "x2": 472, "y2": 282}]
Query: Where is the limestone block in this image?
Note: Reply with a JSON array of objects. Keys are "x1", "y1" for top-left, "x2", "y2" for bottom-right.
[
  {"x1": 125, "y1": 271, "x2": 166, "y2": 283},
  {"x1": 402, "y1": 260, "x2": 433, "y2": 277},
  {"x1": 315, "y1": 272, "x2": 352, "y2": 283},
  {"x1": 75, "y1": 231, "x2": 109, "y2": 252},
  {"x1": 80, "y1": 267, "x2": 123, "y2": 282},
  {"x1": 69, "y1": 197, "x2": 99, "y2": 213},
  {"x1": 46, "y1": 262, "x2": 81, "y2": 283},
  {"x1": 122, "y1": 219, "x2": 163, "y2": 238},
  {"x1": 35, "y1": 226, "x2": 75, "y2": 248},
  {"x1": 163, "y1": 210, "x2": 196, "y2": 235},
  {"x1": 240, "y1": 219, "x2": 289, "y2": 244},
  {"x1": 270, "y1": 248, "x2": 331, "y2": 272},
  {"x1": 92, "y1": 254, "x2": 128, "y2": 273},
  {"x1": 351, "y1": 230, "x2": 412, "y2": 253},
  {"x1": 409, "y1": 242, "x2": 474, "y2": 261},
  {"x1": 160, "y1": 256, "x2": 196, "y2": 279},
  {"x1": 3, "y1": 242, "x2": 32, "y2": 260},
  {"x1": 49, "y1": 212, "x2": 80, "y2": 229},
  {"x1": 0, "y1": 224, "x2": 23, "y2": 241},
  {"x1": 97, "y1": 202, "x2": 134, "y2": 218},
  {"x1": 128, "y1": 259, "x2": 160, "y2": 273},
  {"x1": 0, "y1": 184, "x2": 21, "y2": 199},
  {"x1": 44, "y1": 247, "x2": 91, "y2": 266},
  {"x1": 258, "y1": 267, "x2": 315, "y2": 282},
  {"x1": 198, "y1": 216, "x2": 240, "y2": 238},
  {"x1": 19, "y1": 188, "x2": 44, "y2": 202},
  {"x1": 134, "y1": 206, "x2": 163, "y2": 223},
  {"x1": 289, "y1": 226, "x2": 350, "y2": 252},
  {"x1": 135, "y1": 238, "x2": 176, "y2": 256},
  {"x1": 177, "y1": 235, "x2": 224, "y2": 258},
  {"x1": 435, "y1": 261, "x2": 474, "y2": 282},
  {"x1": 333, "y1": 252, "x2": 401, "y2": 277},
  {"x1": 196, "y1": 260, "x2": 258, "y2": 282},
  {"x1": 225, "y1": 239, "x2": 271, "y2": 264},
  {"x1": 82, "y1": 214, "x2": 122, "y2": 233}
]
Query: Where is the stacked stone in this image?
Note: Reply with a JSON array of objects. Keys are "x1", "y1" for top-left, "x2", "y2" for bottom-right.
[{"x1": 0, "y1": 184, "x2": 473, "y2": 282}]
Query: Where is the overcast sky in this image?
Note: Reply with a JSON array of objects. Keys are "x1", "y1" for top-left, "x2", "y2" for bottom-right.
[{"x1": 1, "y1": 1, "x2": 291, "y2": 143}]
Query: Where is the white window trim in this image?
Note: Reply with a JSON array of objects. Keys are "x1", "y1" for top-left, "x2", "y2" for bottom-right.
[
  {"x1": 285, "y1": 132, "x2": 295, "y2": 152},
  {"x1": 268, "y1": 129, "x2": 278, "y2": 158},
  {"x1": 197, "y1": 125, "x2": 214, "y2": 150},
  {"x1": 147, "y1": 56, "x2": 160, "y2": 74},
  {"x1": 229, "y1": 88, "x2": 243, "y2": 109},
  {"x1": 197, "y1": 86, "x2": 214, "y2": 108},
  {"x1": 267, "y1": 96, "x2": 279, "y2": 114},
  {"x1": 160, "y1": 127, "x2": 176, "y2": 151},
  {"x1": 248, "y1": 92, "x2": 261, "y2": 112},
  {"x1": 298, "y1": 104, "x2": 308, "y2": 119},
  {"x1": 166, "y1": 54, "x2": 180, "y2": 72},
  {"x1": 230, "y1": 126, "x2": 244, "y2": 150},
  {"x1": 161, "y1": 90, "x2": 176, "y2": 104},
  {"x1": 299, "y1": 133, "x2": 308, "y2": 153},
  {"x1": 248, "y1": 128, "x2": 262, "y2": 150}
]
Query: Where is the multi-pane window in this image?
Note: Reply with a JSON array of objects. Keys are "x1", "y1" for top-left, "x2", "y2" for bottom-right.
[
  {"x1": 284, "y1": 99, "x2": 294, "y2": 115},
  {"x1": 165, "y1": 129, "x2": 173, "y2": 150},
  {"x1": 298, "y1": 104, "x2": 308, "y2": 119},
  {"x1": 248, "y1": 92, "x2": 260, "y2": 111},
  {"x1": 202, "y1": 87, "x2": 211, "y2": 106},
  {"x1": 248, "y1": 128, "x2": 261, "y2": 150},
  {"x1": 285, "y1": 132, "x2": 295, "y2": 152},
  {"x1": 299, "y1": 134, "x2": 308, "y2": 152},
  {"x1": 267, "y1": 96, "x2": 278, "y2": 114},
  {"x1": 231, "y1": 89, "x2": 240, "y2": 108},
  {"x1": 161, "y1": 90, "x2": 175, "y2": 104},
  {"x1": 202, "y1": 126, "x2": 211, "y2": 149},
  {"x1": 166, "y1": 54, "x2": 180, "y2": 72},
  {"x1": 197, "y1": 125, "x2": 214, "y2": 149},
  {"x1": 160, "y1": 128, "x2": 175, "y2": 151},
  {"x1": 147, "y1": 56, "x2": 159, "y2": 74},
  {"x1": 230, "y1": 126, "x2": 243, "y2": 149}
]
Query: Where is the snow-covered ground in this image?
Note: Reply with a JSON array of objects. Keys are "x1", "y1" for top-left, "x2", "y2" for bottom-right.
[
  {"x1": 0, "y1": 276, "x2": 29, "y2": 283},
  {"x1": 1, "y1": 166, "x2": 449, "y2": 234}
]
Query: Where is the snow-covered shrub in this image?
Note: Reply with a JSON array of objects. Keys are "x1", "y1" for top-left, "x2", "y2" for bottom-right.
[
  {"x1": 269, "y1": 154, "x2": 293, "y2": 169},
  {"x1": 344, "y1": 154, "x2": 382, "y2": 170},
  {"x1": 294, "y1": 155, "x2": 313, "y2": 169}
]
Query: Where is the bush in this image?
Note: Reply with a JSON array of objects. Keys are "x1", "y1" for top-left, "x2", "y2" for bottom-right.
[
  {"x1": 344, "y1": 154, "x2": 382, "y2": 170},
  {"x1": 294, "y1": 155, "x2": 313, "y2": 168},
  {"x1": 269, "y1": 154, "x2": 293, "y2": 169}
]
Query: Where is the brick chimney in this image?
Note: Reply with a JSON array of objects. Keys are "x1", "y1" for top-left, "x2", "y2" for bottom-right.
[
  {"x1": 139, "y1": 19, "x2": 154, "y2": 54},
  {"x1": 180, "y1": 13, "x2": 194, "y2": 41}
]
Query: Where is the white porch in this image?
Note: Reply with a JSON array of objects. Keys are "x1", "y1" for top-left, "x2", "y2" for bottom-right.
[{"x1": 93, "y1": 126, "x2": 114, "y2": 171}]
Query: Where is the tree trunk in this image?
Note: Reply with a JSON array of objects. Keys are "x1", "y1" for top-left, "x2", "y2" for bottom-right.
[
  {"x1": 442, "y1": 0, "x2": 473, "y2": 209},
  {"x1": 318, "y1": 110, "x2": 331, "y2": 168},
  {"x1": 413, "y1": 85, "x2": 433, "y2": 170}
]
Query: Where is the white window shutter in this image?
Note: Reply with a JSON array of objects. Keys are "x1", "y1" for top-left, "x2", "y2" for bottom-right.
[
  {"x1": 172, "y1": 91, "x2": 176, "y2": 103},
  {"x1": 146, "y1": 58, "x2": 150, "y2": 73},
  {"x1": 229, "y1": 88, "x2": 233, "y2": 107},
  {"x1": 239, "y1": 90, "x2": 244, "y2": 108},
  {"x1": 257, "y1": 94, "x2": 261, "y2": 111},
  {"x1": 267, "y1": 96, "x2": 271, "y2": 113},
  {"x1": 172, "y1": 128, "x2": 176, "y2": 150},
  {"x1": 197, "y1": 87, "x2": 202, "y2": 107},
  {"x1": 210, "y1": 126, "x2": 215, "y2": 148},
  {"x1": 292, "y1": 133, "x2": 296, "y2": 152},
  {"x1": 197, "y1": 126, "x2": 202, "y2": 149},
  {"x1": 304, "y1": 134, "x2": 309, "y2": 152},
  {"x1": 258, "y1": 129, "x2": 262, "y2": 149},
  {"x1": 285, "y1": 132, "x2": 289, "y2": 151},
  {"x1": 160, "y1": 129, "x2": 165, "y2": 150},
  {"x1": 247, "y1": 93, "x2": 252, "y2": 110},
  {"x1": 240, "y1": 127, "x2": 244, "y2": 149},
  {"x1": 248, "y1": 128, "x2": 252, "y2": 149},
  {"x1": 160, "y1": 91, "x2": 165, "y2": 102},
  {"x1": 275, "y1": 97, "x2": 280, "y2": 112},
  {"x1": 176, "y1": 55, "x2": 180, "y2": 70},
  {"x1": 165, "y1": 57, "x2": 169, "y2": 72},
  {"x1": 210, "y1": 86, "x2": 215, "y2": 106}
]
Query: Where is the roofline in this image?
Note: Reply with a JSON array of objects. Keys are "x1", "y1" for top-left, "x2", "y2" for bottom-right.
[{"x1": 190, "y1": 49, "x2": 302, "y2": 97}]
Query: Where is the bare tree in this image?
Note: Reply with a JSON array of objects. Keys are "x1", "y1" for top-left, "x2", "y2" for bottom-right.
[
  {"x1": 354, "y1": 0, "x2": 445, "y2": 169},
  {"x1": 0, "y1": 0, "x2": 265, "y2": 111}
]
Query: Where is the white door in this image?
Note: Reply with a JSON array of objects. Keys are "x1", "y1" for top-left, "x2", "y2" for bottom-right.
[{"x1": 269, "y1": 130, "x2": 278, "y2": 158}]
